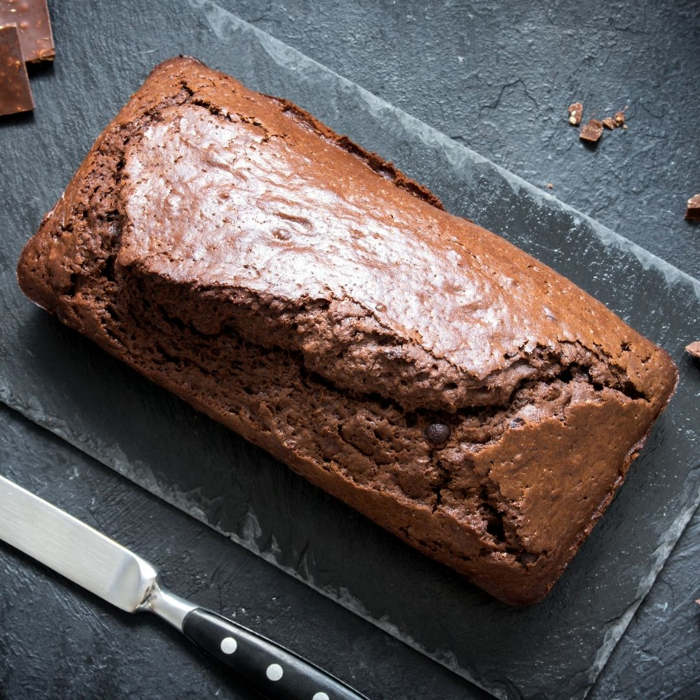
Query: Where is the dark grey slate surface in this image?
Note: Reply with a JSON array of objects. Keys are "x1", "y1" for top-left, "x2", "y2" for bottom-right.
[{"x1": 1, "y1": 1, "x2": 699, "y2": 698}]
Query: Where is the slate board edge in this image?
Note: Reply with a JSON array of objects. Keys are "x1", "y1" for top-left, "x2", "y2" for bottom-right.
[{"x1": 587, "y1": 493, "x2": 700, "y2": 696}]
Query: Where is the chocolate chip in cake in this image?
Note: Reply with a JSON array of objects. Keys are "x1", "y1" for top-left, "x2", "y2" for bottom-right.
[
  {"x1": 425, "y1": 422, "x2": 451, "y2": 446},
  {"x1": 520, "y1": 552, "x2": 539, "y2": 565}
]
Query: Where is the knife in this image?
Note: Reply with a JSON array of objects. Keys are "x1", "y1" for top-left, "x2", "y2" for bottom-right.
[{"x1": 0, "y1": 475, "x2": 367, "y2": 700}]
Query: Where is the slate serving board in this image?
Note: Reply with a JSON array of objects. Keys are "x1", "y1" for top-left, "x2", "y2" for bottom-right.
[{"x1": 1, "y1": 2, "x2": 698, "y2": 698}]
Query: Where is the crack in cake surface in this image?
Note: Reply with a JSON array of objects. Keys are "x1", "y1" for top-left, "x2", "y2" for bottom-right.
[
  {"x1": 120, "y1": 101, "x2": 651, "y2": 414},
  {"x1": 103, "y1": 267, "x2": 636, "y2": 565}
]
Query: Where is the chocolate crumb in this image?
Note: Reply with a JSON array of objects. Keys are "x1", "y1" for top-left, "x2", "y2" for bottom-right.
[
  {"x1": 546, "y1": 183, "x2": 554, "y2": 190},
  {"x1": 614, "y1": 110, "x2": 626, "y2": 127},
  {"x1": 425, "y1": 423, "x2": 451, "y2": 446},
  {"x1": 685, "y1": 194, "x2": 700, "y2": 221},
  {"x1": 567, "y1": 102, "x2": 583, "y2": 126},
  {"x1": 685, "y1": 341, "x2": 700, "y2": 360},
  {"x1": 580, "y1": 119, "x2": 603, "y2": 143},
  {"x1": 602, "y1": 117, "x2": 616, "y2": 130}
]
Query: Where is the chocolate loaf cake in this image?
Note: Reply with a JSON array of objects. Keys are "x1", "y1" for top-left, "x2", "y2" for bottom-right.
[{"x1": 17, "y1": 57, "x2": 677, "y2": 605}]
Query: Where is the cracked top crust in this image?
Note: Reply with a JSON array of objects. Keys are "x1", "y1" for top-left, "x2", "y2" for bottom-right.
[
  {"x1": 114, "y1": 61, "x2": 671, "y2": 415},
  {"x1": 17, "y1": 56, "x2": 679, "y2": 604}
]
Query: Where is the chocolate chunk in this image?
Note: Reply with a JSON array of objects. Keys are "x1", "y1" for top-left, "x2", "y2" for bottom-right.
[
  {"x1": 614, "y1": 110, "x2": 626, "y2": 127},
  {"x1": 567, "y1": 102, "x2": 583, "y2": 126},
  {"x1": 0, "y1": 24, "x2": 33, "y2": 116},
  {"x1": 602, "y1": 117, "x2": 616, "y2": 130},
  {"x1": 520, "y1": 552, "x2": 539, "y2": 565},
  {"x1": 425, "y1": 422, "x2": 450, "y2": 446},
  {"x1": 685, "y1": 194, "x2": 700, "y2": 221},
  {"x1": 685, "y1": 341, "x2": 700, "y2": 360},
  {"x1": 580, "y1": 119, "x2": 603, "y2": 144},
  {"x1": 0, "y1": 0, "x2": 54, "y2": 63}
]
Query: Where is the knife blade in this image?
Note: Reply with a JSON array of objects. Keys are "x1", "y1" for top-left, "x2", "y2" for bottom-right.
[{"x1": 0, "y1": 475, "x2": 366, "y2": 700}]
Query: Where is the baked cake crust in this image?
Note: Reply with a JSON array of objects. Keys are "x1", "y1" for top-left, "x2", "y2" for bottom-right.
[{"x1": 17, "y1": 57, "x2": 677, "y2": 604}]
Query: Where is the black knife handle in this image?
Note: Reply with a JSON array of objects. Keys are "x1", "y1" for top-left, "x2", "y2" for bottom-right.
[{"x1": 182, "y1": 607, "x2": 367, "y2": 700}]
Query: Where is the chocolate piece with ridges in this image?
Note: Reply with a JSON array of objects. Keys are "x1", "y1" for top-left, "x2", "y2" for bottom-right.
[
  {"x1": 0, "y1": 24, "x2": 33, "y2": 116},
  {"x1": 0, "y1": 0, "x2": 54, "y2": 63}
]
